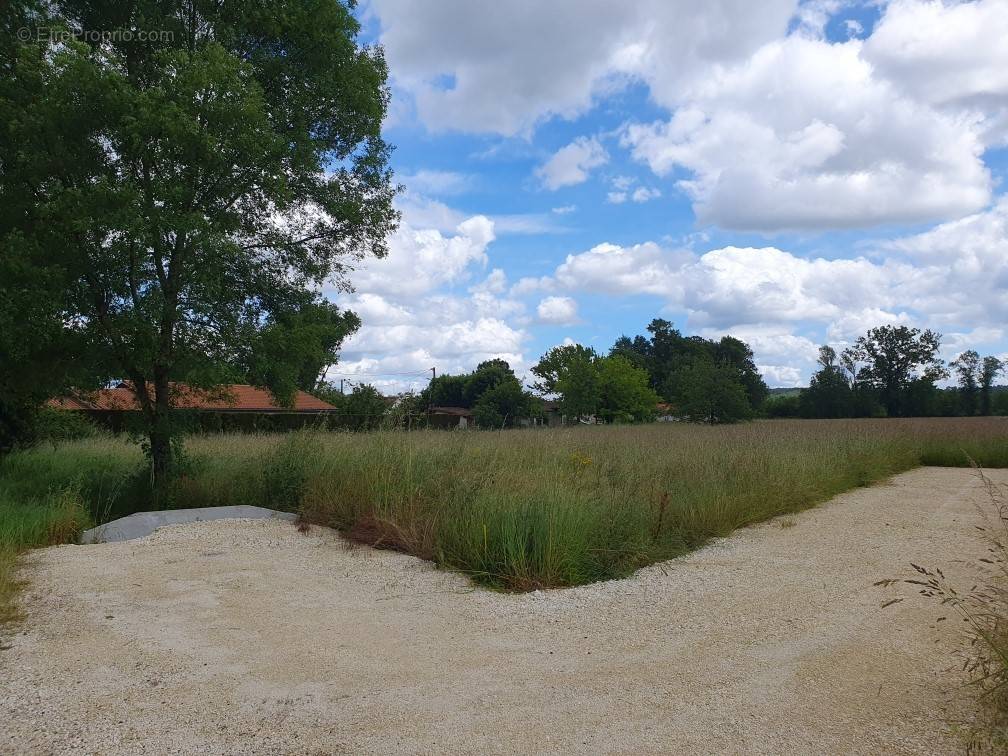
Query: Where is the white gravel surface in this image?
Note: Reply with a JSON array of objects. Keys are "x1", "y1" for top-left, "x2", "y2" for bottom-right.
[{"x1": 1, "y1": 467, "x2": 1001, "y2": 755}]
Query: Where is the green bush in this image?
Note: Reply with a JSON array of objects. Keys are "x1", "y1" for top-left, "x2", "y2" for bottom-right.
[{"x1": 33, "y1": 407, "x2": 102, "y2": 443}]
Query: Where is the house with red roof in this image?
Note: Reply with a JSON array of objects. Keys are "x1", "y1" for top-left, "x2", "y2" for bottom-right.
[{"x1": 48, "y1": 383, "x2": 337, "y2": 431}]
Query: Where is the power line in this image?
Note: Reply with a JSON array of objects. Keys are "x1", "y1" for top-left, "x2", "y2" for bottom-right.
[{"x1": 326, "y1": 370, "x2": 434, "y2": 378}]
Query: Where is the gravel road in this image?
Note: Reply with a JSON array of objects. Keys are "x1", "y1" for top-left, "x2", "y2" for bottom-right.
[{"x1": 1, "y1": 467, "x2": 1001, "y2": 754}]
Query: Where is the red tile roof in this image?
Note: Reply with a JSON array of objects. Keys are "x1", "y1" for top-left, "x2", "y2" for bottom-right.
[{"x1": 48, "y1": 384, "x2": 336, "y2": 412}]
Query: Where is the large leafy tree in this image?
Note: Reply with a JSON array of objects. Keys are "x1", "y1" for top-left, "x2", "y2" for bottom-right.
[
  {"x1": 472, "y1": 380, "x2": 531, "y2": 429},
  {"x1": 842, "y1": 326, "x2": 946, "y2": 417},
  {"x1": 242, "y1": 301, "x2": 361, "y2": 398},
  {"x1": 594, "y1": 355, "x2": 659, "y2": 423},
  {"x1": 713, "y1": 336, "x2": 768, "y2": 409},
  {"x1": 980, "y1": 356, "x2": 1004, "y2": 416},
  {"x1": 0, "y1": 1, "x2": 105, "y2": 451},
  {"x1": 554, "y1": 351, "x2": 600, "y2": 421},
  {"x1": 466, "y1": 360, "x2": 531, "y2": 428},
  {"x1": 543, "y1": 347, "x2": 657, "y2": 424},
  {"x1": 950, "y1": 349, "x2": 980, "y2": 416},
  {"x1": 676, "y1": 359, "x2": 752, "y2": 424},
  {"x1": 428, "y1": 375, "x2": 468, "y2": 408},
  {"x1": 463, "y1": 359, "x2": 516, "y2": 407},
  {"x1": 530, "y1": 344, "x2": 597, "y2": 395},
  {"x1": 2, "y1": 1, "x2": 397, "y2": 479},
  {"x1": 611, "y1": 319, "x2": 767, "y2": 421},
  {"x1": 800, "y1": 346, "x2": 855, "y2": 419}
]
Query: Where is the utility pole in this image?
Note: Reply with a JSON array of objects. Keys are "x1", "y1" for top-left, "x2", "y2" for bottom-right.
[
  {"x1": 340, "y1": 378, "x2": 344, "y2": 395},
  {"x1": 428, "y1": 367, "x2": 436, "y2": 415}
]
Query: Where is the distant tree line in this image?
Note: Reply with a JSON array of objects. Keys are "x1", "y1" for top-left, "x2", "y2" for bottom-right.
[
  {"x1": 533, "y1": 319, "x2": 768, "y2": 424},
  {"x1": 531, "y1": 346, "x2": 660, "y2": 423},
  {"x1": 258, "y1": 322, "x2": 1008, "y2": 428},
  {"x1": 765, "y1": 326, "x2": 1006, "y2": 419},
  {"x1": 404, "y1": 359, "x2": 537, "y2": 428}
]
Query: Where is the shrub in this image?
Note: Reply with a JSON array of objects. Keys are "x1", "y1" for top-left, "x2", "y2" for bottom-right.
[{"x1": 33, "y1": 407, "x2": 101, "y2": 443}]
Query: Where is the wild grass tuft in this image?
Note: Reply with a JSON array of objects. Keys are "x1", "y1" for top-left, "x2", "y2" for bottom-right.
[
  {"x1": 881, "y1": 464, "x2": 1008, "y2": 751},
  {"x1": 0, "y1": 486, "x2": 91, "y2": 624}
]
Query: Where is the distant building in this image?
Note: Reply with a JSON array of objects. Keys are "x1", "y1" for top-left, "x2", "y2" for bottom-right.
[
  {"x1": 541, "y1": 400, "x2": 564, "y2": 427},
  {"x1": 538, "y1": 400, "x2": 600, "y2": 426},
  {"x1": 656, "y1": 402, "x2": 681, "y2": 422},
  {"x1": 49, "y1": 382, "x2": 334, "y2": 412},
  {"x1": 427, "y1": 406, "x2": 474, "y2": 430},
  {"x1": 48, "y1": 383, "x2": 336, "y2": 431}
]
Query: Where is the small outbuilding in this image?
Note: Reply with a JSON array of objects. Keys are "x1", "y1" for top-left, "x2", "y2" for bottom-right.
[{"x1": 427, "y1": 406, "x2": 474, "y2": 430}]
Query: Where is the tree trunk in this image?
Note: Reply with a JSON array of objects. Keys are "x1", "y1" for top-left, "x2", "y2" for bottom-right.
[{"x1": 150, "y1": 373, "x2": 173, "y2": 486}]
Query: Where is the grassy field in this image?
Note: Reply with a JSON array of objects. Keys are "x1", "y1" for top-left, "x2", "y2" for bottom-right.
[{"x1": 1, "y1": 417, "x2": 1007, "y2": 619}]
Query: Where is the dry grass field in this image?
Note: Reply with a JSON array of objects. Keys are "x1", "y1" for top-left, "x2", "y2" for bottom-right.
[{"x1": 2, "y1": 417, "x2": 1006, "y2": 607}]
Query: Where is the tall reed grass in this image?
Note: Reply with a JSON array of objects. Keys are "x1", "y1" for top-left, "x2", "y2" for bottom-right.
[{"x1": 1, "y1": 418, "x2": 1006, "y2": 607}]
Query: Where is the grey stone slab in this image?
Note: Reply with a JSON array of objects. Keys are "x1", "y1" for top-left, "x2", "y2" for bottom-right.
[{"x1": 81, "y1": 506, "x2": 298, "y2": 544}]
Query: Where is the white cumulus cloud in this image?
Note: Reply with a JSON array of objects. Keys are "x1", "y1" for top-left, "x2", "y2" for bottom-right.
[
  {"x1": 536, "y1": 136, "x2": 608, "y2": 190},
  {"x1": 621, "y1": 35, "x2": 991, "y2": 230},
  {"x1": 536, "y1": 296, "x2": 579, "y2": 325}
]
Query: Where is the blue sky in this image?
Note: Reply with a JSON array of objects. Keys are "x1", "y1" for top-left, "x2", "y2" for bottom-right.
[{"x1": 327, "y1": 0, "x2": 1008, "y2": 393}]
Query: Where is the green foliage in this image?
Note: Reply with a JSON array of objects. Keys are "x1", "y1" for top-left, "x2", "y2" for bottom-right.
[
  {"x1": 1, "y1": 0, "x2": 397, "y2": 478},
  {"x1": 428, "y1": 375, "x2": 469, "y2": 408},
  {"x1": 993, "y1": 388, "x2": 1008, "y2": 417},
  {"x1": 594, "y1": 355, "x2": 660, "y2": 423},
  {"x1": 610, "y1": 319, "x2": 767, "y2": 422},
  {"x1": 542, "y1": 348, "x2": 658, "y2": 423},
  {"x1": 764, "y1": 394, "x2": 802, "y2": 418},
  {"x1": 471, "y1": 401, "x2": 505, "y2": 429},
  {"x1": 243, "y1": 302, "x2": 361, "y2": 404},
  {"x1": 981, "y1": 358, "x2": 1005, "y2": 416},
  {"x1": 473, "y1": 380, "x2": 531, "y2": 429},
  {"x1": 951, "y1": 350, "x2": 980, "y2": 416},
  {"x1": 843, "y1": 326, "x2": 947, "y2": 417},
  {"x1": 334, "y1": 384, "x2": 388, "y2": 431},
  {"x1": 531, "y1": 344, "x2": 598, "y2": 395},
  {"x1": 714, "y1": 335, "x2": 769, "y2": 408},
  {"x1": 554, "y1": 350, "x2": 600, "y2": 420},
  {"x1": 675, "y1": 360, "x2": 753, "y2": 424},
  {"x1": 463, "y1": 359, "x2": 516, "y2": 407},
  {"x1": 0, "y1": 237, "x2": 103, "y2": 452},
  {"x1": 421, "y1": 360, "x2": 535, "y2": 428},
  {"x1": 800, "y1": 346, "x2": 855, "y2": 418},
  {"x1": 797, "y1": 332, "x2": 1002, "y2": 419},
  {"x1": 33, "y1": 407, "x2": 102, "y2": 444},
  {"x1": 258, "y1": 432, "x2": 325, "y2": 510}
]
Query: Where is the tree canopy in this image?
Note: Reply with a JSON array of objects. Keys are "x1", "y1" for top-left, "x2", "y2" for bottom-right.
[
  {"x1": 421, "y1": 360, "x2": 534, "y2": 428},
  {"x1": 609, "y1": 319, "x2": 767, "y2": 423},
  {"x1": 1, "y1": 0, "x2": 397, "y2": 476},
  {"x1": 533, "y1": 344, "x2": 662, "y2": 424},
  {"x1": 843, "y1": 326, "x2": 946, "y2": 417}
]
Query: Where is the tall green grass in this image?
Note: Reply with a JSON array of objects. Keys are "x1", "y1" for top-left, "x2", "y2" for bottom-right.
[
  {"x1": 0, "y1": 487, "x2": 91, "y2": 623},
  {"x1": 1, "y1": 418, "x2": 1006, "y2": 607}
]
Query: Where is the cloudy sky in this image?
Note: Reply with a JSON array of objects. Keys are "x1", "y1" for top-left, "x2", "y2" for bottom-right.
[{"x1": 327, "y1": 0, "x2": 1008, "y2": 393}]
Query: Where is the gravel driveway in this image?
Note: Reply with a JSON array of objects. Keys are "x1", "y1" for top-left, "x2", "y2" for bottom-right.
[{"x1": 1, "y1": 467, "x2": 1000, "y2": 754}]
